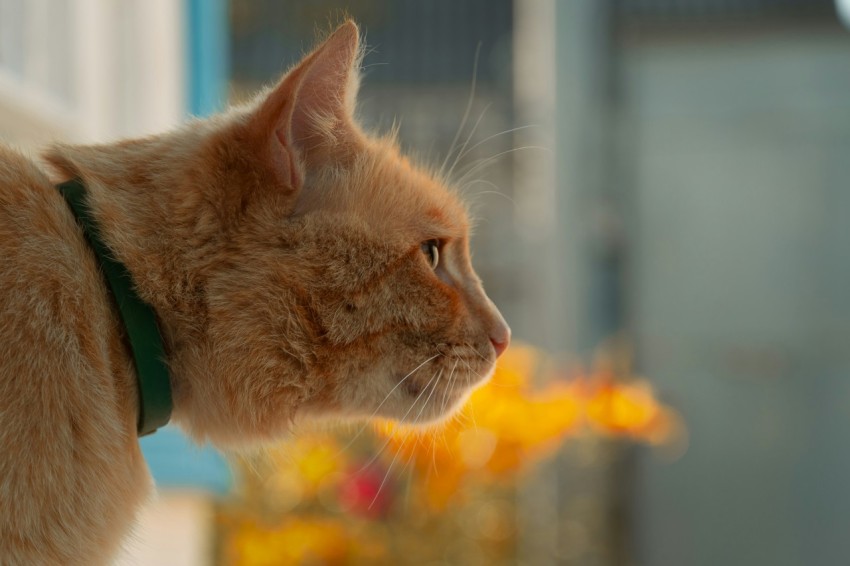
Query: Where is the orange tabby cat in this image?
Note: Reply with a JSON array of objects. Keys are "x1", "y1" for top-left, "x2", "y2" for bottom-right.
[{"x1": 0, "y1": 21, "x2": 509, "y2": 564}]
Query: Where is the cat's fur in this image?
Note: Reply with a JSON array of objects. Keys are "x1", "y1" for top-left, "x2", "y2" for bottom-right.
[{"x1": 0, "y1": 21, "x2": 509, "y2": 564}]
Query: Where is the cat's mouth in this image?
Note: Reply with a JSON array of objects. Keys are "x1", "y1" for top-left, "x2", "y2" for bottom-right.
[
  {"x1": 391, "y1": 355, "x2": 495, "y2": 424},
  {"x1": 402, "y1": 362, "x2": 490, "y2": 398}
]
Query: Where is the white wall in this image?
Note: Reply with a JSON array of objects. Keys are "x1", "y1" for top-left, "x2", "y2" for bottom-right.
[{"x1": 0, "y1": 0, "x2": 185, "y2": 146}]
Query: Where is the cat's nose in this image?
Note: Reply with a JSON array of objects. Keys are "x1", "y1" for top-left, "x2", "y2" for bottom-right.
[
  {"x1": 491, "y1": 334, "x2": 509, "y2": 358},
  {"x1": 489, "y1": 316, "x2": 511, "y2": 359},
  {"x1": 477, "y1": 293, "x2": 511, "y2": 358}
]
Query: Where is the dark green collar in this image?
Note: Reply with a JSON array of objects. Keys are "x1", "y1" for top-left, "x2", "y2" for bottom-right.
[{"x1": 57, "y1": 179, "x2": 172, "y2": 437}]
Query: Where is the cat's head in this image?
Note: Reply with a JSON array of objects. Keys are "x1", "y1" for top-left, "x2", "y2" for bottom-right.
[{"x1": 175, "y1": 21, "x2": 509, "y2": 445}]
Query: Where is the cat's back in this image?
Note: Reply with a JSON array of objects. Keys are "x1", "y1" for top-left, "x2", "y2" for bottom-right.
[
  {"x1": 0, "y1": 143, "x2": 110, "y2": 374},
  {"x1": 0, "y1": 144, "x2": 146, "y2": 565},
  {"x1": 0, "y1": 145, "x2": 90, "y2": 325},
  {"x1": 0, "y1": 144, "x2": 70, "y2": 248}
]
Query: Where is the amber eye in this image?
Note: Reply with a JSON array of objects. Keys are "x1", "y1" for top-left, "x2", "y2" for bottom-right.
[{"x1": 421, "y1": 239, "x2": 440, "y2": 270}]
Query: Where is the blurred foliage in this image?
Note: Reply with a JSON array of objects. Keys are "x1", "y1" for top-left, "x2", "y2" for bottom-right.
[{"x1": 218, "y1": 343, "x2": 683, "y2": 565}]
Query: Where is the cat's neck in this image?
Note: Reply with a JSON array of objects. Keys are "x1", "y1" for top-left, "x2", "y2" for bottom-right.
[{"x1": 42, "y1": 124, "x2": 230, "y2": 408}]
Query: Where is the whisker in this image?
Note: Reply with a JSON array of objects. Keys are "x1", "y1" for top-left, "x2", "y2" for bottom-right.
[
  {"x1": 358, "y1": 370, "x2": 440, "y2": 473},
  {"x1": 235, "y1": 453, "x2": 262, "y2": 482},
  {"x1": 454, "y1": 145, "x2": 551, "y2": 188},
  {"x1": 456, "y1": 356, "x2": 513, "y2": 389},
  {"x1": 454, "y1": 357, "x2": 478, "y2": 378},
  {"x1": 412, "y1": 369, "x2": 442, "y2": 424},
  {"x1": 440, "y1": 360, "x2": 459, "y2": 416},
  {"x1": 439, "y1": 42, "x2": 482, "y2": 178},
  {"x1": 461, "y1": 181, "x2": 518, "y2": 208},
  {"x1": 469, "y1": 347, "x2": 491, "y2": 363},
  {"x1": 431, "y1": 439, "x2": 441, "y2": 477},
  {"x1": 404, "y1": 457, "x2": 417, "y2": 511},
  {"x1": 367, "y1": 370, "x2": 443, "y2": 510},
  {"x1": 434, "y1": 365, "x2": 462, "y2": 472},
  {"x1": 455, "y1": 124, "x2": 538, "y2": 166},
  {"x1": 407, "y1": 370, "x2": 445, "y2": 480},
  {"x1": 398, "y1": 434, "x2": 420, "y2": 512},
  {"x1": 368, "y1": 431, "x2": 410, "y2": 511},
  {"x1": 445, "y1": 103, "x2": 491, "y2": 182},
  {"x1": 360, "y1": 61, "x2": 389, "y2": 70},
  {"x1": 468, "y1": 394, "x2": 479, "y2": 431},
  {"x1": 335, "y1": 354, "x2": 440, "y2": 457}
]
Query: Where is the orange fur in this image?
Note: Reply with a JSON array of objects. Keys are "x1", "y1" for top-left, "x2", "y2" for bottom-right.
[{"x1": 0, "y1": 21, "x2": 508, "y2": 564}]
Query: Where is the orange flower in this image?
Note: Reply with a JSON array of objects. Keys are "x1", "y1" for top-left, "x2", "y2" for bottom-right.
[
  {"x1": 256, "y1": 342, "x2": 684, "y2": 518},
  {"x1": 375, "y1": 345, "x2": 583, "y2": 509},
  {"x1": 577, "y1": 340, "x2": 683, "y2": 443},
  {"x1": 585, "y1": 380, "x2": 658, "y2": 435},
  {"x1": 268, "y1": 434, "x2": 345, "y2": 500},
  {"x1": 224, "y1": 517, "x2": 381, "y2": 566},
  {"x1": 371, "y1": 342, "x2": 686, "y2": 510}
]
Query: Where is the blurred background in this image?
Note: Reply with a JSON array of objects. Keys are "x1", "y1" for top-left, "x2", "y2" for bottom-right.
[{"x1": 2, "y1": 0, "x2": 850, "y2": 564}]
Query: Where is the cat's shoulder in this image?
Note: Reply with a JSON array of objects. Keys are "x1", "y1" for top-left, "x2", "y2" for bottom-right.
[
  {"x1": 0, "y1": 142, "x2": 98, "y2": 306},
  {"x1": 0, "y1": 142, "x2": 57, "y2": 210},
  {"x1": 0, "y1": 142, "x2": 51, "y2": 180}
]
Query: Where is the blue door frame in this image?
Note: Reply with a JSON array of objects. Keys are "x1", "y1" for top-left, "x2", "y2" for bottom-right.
[
  {"x1": 187, "y1": 0, "x2": 229, "y2": 117},
  {"x1": 140, "y1": 0, "x2": 231, "y2": 495}
]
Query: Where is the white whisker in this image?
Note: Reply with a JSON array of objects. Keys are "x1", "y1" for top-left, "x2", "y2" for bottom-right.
[
  {"x1": 439, "y1": 42, "x2": 482, "y2": 178},
  {"x1": 460, "y1": 181, "x2": 518, "y2": 208},
  {"x1": 358, "y1": 370, "x2": 440, "y2": 473},
  {"x1": 455, "y1": 124, "x2": 538, "y2": 165},
  {"x1": 368, "y1": 431, "x2": 409, "y2": 510},
  {"x1": 445, "y1": 103, "x2": 491, "y2": 182},
  {"x1": 454, "y1": 145, "x2": 551, "y2": 187},
  {"x1": 367, "y1": 370, "x2": 443, "y2": 510},
  {"x1": 468, "y1": 393, "x2": 479, "y2": 431},
  {"x1": 399, "y1": 438, "x2": 419, "y2": 512},
  {"x1": 456, "y1": 357, "x2": 484, "y2": 379},
  {"x1": 412, "y1": 369, "x2": 443, "y2": 425},
  {"x1": 440, "y1": 360, "x2": 459, "y2": 416},
  {"x1": 335, "y1": 354, "x2": 439, "y2": 457}
]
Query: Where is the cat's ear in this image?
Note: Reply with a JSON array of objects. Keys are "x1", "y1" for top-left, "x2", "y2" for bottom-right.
[{"x1": 249, "y1": 20, "x2": 362, "y2": 192}]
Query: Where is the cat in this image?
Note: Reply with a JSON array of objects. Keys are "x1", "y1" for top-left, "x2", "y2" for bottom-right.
[{"x1": 0, "y1": 20, "x2": 509, "y2": 565}]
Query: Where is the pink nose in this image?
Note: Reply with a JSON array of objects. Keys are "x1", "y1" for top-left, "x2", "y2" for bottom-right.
[
  {"x1": 489, "y1": 323, "x2": 511, "y2": 358},
  {"x1": 491, "y1": 337, "x2": 509, "y2": 358}
]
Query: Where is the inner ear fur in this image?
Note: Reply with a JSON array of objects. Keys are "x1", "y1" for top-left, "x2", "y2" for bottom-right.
[{"x1": 248, "y1": 20, "x2": 364, "y2": 195}]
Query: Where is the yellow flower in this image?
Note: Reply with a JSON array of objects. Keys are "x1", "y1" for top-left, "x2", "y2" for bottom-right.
[
  {"x1": 373, "y1": 342, "x2": 685, "y2": 510},
  {"x1": 375, "y1": 345, "x2": 583, "y2": 509},
  {"x1": 224, "y1": 516, "x2": 382, "y2": 566},
  {"x1": 267, "y1": 434, "x2": 345, "y2": 501},
  {"x1": 585, "y1": 379, "x2": 660, "y2": 436}
]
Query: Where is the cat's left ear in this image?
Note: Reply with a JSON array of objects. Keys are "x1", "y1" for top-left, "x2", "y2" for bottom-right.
[{"x1": 249, "y1": 20, "x2": 362, "y2": 192}]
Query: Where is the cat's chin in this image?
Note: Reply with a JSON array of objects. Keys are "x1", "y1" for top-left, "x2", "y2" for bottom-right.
[
  {"x1": 330, "y1": 386, "x2": 473, "y2": 429},
  {"x1": 404, "y1": 386, "x2": 476, "y2": 427},
  {"x1": 387, "y1": 359, "x2": 496, "y2": 426},
  {"x1": 298, "y1": 358, "x2": 496, "y2": 429}
]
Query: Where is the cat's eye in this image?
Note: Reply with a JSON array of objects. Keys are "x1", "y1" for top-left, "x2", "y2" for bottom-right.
[{"x1": 421, "y1": 239, "x2": 440, "y2": 270}]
